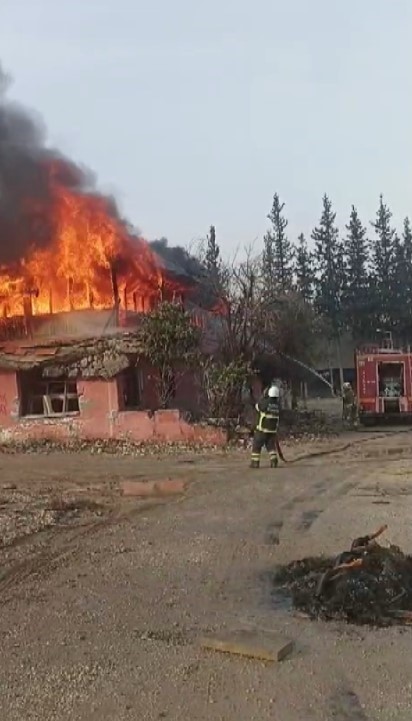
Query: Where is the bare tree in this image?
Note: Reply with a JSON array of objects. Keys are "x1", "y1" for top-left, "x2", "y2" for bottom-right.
[{"x1": 193, "y1": 242, "x2": 320, "y2": 420}]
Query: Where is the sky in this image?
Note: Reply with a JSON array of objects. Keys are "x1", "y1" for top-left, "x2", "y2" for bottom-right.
[{"x1": 2, "y1": 0, "x2": 412, "y2": 256}]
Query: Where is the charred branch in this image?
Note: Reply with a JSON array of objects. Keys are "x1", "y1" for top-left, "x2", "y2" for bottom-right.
[{"x1": 273, "y1": 525, "x2": 412, "y2": 626}]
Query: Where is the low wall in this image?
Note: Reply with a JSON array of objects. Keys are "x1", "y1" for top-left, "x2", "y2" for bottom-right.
[{"x1": 0, "y1": 371, "x2": 225, "y2": 446}]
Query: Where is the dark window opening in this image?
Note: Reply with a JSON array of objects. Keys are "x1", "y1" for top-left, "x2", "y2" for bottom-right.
[
  {"x1": 119, "y1": 366, "x2": 142, "y2": 410},
  {"x1": 18, "y1": 370, "x2": 80, "y2": 417}
]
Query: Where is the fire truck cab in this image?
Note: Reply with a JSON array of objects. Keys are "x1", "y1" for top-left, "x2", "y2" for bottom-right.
[{"x1": 356, "y1": 337, "x2": 412, "y2": 423}]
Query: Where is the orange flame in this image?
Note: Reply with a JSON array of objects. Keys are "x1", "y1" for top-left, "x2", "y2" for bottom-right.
[{"x1": 0, "y1": 170, "x2": 182, "y2": 318}]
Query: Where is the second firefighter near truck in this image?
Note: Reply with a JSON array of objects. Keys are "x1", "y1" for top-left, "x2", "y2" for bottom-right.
[
  {"x1": 342, "y1": 381, "x2": 358, "y2": 427},
  {"x1": 251, "y1": 385, "x2": 280, "y2": 468}
]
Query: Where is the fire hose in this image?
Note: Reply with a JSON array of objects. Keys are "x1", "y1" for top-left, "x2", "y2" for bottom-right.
[{"x1": 275, "y1": 436, "x2": 288, "y2": 463}]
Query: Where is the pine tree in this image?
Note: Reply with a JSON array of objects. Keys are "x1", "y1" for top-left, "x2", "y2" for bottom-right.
[
  {"x1": 205, "y1": 225, "x2": 221, "y2": 277},
  {"x1": 393, "y1": 217, "x2": 412, "y2": 341},
  {"x1": 370, "y1": 195, "x2": 397, "y2": 329},
  {"x1": 262, "y1": 193, "x2": 293, "y2": 293},
  {"x1": 342, "y1": 206, "x2": 370, "y2": 339},
  {"x1": 403, "y1": 216, "x2": 412, "y2": 265},
  {"x1": 391, "y1": 235, "x2": 404, "y2": 336},
  {"x1": 403, "y1": 217, "x2": 412, "y2": 341},
  {"x1": 202, "y1": 224, "x2": 227, "y2": 299},
  {"x1": 262, "y1": 229, "x2": 275, "y2": 287},
  {"x1": 311, "y1": 194, "x2": 344, "y2": 336},
  {"x1": 295, "y1": 233, "x2": 314, "y2": 303}
]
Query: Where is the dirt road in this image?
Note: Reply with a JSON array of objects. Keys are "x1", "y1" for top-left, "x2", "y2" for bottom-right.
[{"x1": 1, "y1": 433, "x2": 412, "y2": 720}]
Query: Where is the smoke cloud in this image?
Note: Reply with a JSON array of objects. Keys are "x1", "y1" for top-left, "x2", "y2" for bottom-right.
[
  {"x1": 0, "y1": 63, "x2": 106, "y2": 264},
  {"x1": 150, "y1": 238, "x2": 205, "y2": 279},
  {"x1": 0, "y1": 62, "x2": 205, "y2": 288}
]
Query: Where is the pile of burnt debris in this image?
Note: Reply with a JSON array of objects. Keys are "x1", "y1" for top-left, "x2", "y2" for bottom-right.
[{"x1": 274, "y1": 525, "x2": 412, "y2": 626}]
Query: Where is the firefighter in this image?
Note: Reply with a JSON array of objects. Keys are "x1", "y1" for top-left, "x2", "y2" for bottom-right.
[
  {"x1": 342, "y1": 382, "x2": 356, "y2": 426},
  {"x1": 250, "y1": 385, "x2": 280, "y2": 469}
]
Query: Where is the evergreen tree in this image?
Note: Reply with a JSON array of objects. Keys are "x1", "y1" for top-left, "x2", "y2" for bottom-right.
[
  {"x1": 402, "y1": 217, "x2": 412, "y2": 341},
  {"x1": 370, "y1": 195, "x2": 397, "y2": 329},
  {"x1": 391, "y1": 235, "x2": 404, "y2": 336},
  {"x1": 393, "y1": 217, "x2": 412, "y2": 341},
  {"x1": 295, "y1": 233, "x2": 314, "y2": 303},
  {"x1": 202, "y1": 224, "x2": 227, "y2": 300},
  {"x1": 262, "y1": 193, "x2": 293, "y2": 293},
  {"x1": 205, "y1": 225, "x2": 221, "y2": 277},
  {"x1": 342, "y1": 206, "x2": 370, "y2": 339},
  {"x1": 403, "y1": 216, "x2": 412, "y2": 264},
  {"x1": 262, "y1": 229, "x2": 275, "y2": 286},
  {"x1": 311, "y1": 194, "x2": 344, "y2": 337}
]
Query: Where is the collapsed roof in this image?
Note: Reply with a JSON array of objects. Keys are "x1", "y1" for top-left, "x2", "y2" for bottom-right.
[
  {"x1": 0, "y1": 332, "x2": 144, "y2": 379},
  {"x1": 0, "y1": 301, "x2": 221, "y2": 379}
]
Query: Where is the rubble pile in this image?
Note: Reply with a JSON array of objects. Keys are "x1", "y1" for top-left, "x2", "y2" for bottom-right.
[{"x1": 274, "y1": 526, "x2": 412, "y2": 626}]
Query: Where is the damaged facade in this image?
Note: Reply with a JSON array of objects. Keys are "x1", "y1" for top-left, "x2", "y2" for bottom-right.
[{"x1": 0, "y1": 307, "x2": 224, "y2": 445}]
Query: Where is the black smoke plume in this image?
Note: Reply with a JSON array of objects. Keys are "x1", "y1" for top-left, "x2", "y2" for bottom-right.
[
  {"x1": 0, "y1": 64, "x2": 98, "y2": 265},
  {"x1": 150, "y1": 237, "x2": 205, "y2": 279},
  {"x1": 0, "y1": 62, "x2": 208, "y2": 293}
]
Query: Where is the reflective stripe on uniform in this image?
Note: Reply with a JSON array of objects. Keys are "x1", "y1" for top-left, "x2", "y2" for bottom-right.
[{"x1": 256, "y1": 411, "x2": 279, "y2": 433}]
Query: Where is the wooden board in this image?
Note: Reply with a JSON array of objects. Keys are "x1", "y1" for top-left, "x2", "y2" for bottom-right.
[{"x1": 200, "y1": 629, "x2": 294, "y2": 662}]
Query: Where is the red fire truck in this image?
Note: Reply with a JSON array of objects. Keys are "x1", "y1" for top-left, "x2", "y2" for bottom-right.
[{"x1": 356, "y1": 334, "x2": 412, "y2": 424}]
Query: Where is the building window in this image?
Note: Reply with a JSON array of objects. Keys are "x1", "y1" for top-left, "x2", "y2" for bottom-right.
[
  {"x1": 118, "y1": 366, "x2": 142, "y2": 410},
  {"x1": 18, "y1": 370, "x2": 80, "y2": 417}
]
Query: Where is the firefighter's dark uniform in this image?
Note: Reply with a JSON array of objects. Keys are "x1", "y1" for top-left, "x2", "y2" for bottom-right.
[
  {"x1": 250, "y1": 396, "x2": 280, "y2": 468},
  {"x1": 342, "y1": 384, "x2": 357, "y2": 426}
]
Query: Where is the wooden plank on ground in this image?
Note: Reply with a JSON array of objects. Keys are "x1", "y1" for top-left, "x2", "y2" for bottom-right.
[{"x1": 199, "y1": 629, "x2": 294, "y2": 662}]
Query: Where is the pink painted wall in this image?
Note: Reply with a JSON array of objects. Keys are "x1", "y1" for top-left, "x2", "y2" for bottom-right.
[
  {"x1": 0, "y1": 371, "x2": 19, "y2": 424},
  {"x1": 0, "y1": 370, "x2": 224, "y2": 445}
]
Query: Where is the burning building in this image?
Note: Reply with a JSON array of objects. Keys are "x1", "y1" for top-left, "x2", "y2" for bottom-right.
[{"x1": 0, "y1": 64, "x2": 221, "y2": 445}]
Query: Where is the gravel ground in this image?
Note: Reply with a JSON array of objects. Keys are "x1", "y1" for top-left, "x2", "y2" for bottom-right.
[{"x1": 1, "y1": 431, "x2": 412, "y2": 720}]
